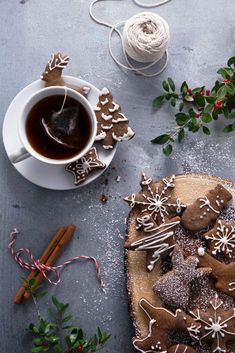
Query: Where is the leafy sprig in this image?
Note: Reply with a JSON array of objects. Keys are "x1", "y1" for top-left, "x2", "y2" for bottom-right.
[
  {"x1": 24, "y1": 278, "x2": 110, "y2": 353},
  {"x1": 152, "y1": 56, "x2": 235, "y2": 156}
]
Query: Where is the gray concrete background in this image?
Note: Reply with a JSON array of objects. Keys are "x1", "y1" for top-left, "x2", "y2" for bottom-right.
[{"x1": 0, "y1": 0, "x2": 235, "y2": 352}]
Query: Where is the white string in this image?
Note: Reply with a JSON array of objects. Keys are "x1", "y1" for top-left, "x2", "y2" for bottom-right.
[
  {"x1": 58, "y1": 86, "x2": 67, "y2": 114},
  {"x1": 89, "y1": 0, "x2": 171, "y2": 77},
  {"x1": 133, "y1": 0, "x2": 171, "y2": 7}
]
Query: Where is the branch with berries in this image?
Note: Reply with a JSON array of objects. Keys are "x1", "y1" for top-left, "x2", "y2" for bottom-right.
[
  {"x1": 24, "y1": 278, "x2": 110, "y2": 353},
  {"x1": 151, "y1": 56, "x2": 235, "y2": 156}
]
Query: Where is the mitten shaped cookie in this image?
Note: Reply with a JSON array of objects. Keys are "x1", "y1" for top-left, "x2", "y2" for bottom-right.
[
  {"x1": 181, "y1": 184, "x2": 232, "y2": 232},
  {"x1": 41, "y1": 53, "x2": 90, "y2": 96},
  {"x1": 95, "y1": 87, "x2": 135, "y2": 149}
]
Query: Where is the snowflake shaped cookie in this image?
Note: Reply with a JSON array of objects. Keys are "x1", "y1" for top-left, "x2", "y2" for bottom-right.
[
  {"x1": 125, "y1": 173, "x2": 186, "y2": 225},
  {"x1": 203, "y1": 220, "x2": 235, "y2": 258},
  {"x1": 66, "y1": 147, "x2": 105, "y2": 185},
  {"x1": 95, "y1": 87, "x2": 135, "y2": 149},
  {"x1": 187, "y1": 294, "x2": 235, "y2": 353}
]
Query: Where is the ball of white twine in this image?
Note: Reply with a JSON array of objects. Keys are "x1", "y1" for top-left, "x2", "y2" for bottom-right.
[
  {"x1": 89, "y1": 0, "x2": 171, "y2": 77},
  {"x1": 122, "y1": 12, "x2": 170, "y2": 64}
]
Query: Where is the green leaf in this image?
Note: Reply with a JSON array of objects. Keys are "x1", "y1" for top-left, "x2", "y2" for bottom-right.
[
  {"x1": 204, "y1": 104, "x2": 213, "y2": 114},
  {"x1": 194, "y1": 93, "x2": 205, "y2": 107},
  {"x1": 37, "y1": 291, "x2": 47, "y2": 300},
  {"x1": 171, "y1": 97, "x2": 176, "y2": 107},
  {"x1": 52, "y1": 296, "x2": 69, "y2": 313},
  {"x1": 175, "y1": 113, "x2": 189, "y2": 126},
  {"x1": 228, "y1": 56, "x2": 235, "y2": 67},
  {"x1": 179, "y1": 102, "x2": 184, "y2": 112},
  {"x1": 217, "y1": 67, "x2": 233, "y2": 79},
  {"x1": 217, "y1": 85, "x2": 227, "y2": 99},
  {"x1": 228, "y1": 112, "x2": 235, "y2": 119},
  {"x1": 202, "y1": 113, "x2": 212, "y2": 123},
  {"x1": 62, "y1": 315, "x2": 73, "y2": 323},
  {"x1": 29, "y1": 278, "x2": 36, "y2": 287},
  {"x1": 226, "y1": 83, "x2": 235, "y2": 95},
  {"x1": 33, "y1": 338, "x2": 43, "y2": 346},
  {"x1": 163, "y1": 144, "x2": 173, "y2": 156},
  {"x1": 32, "y1": 347, "x2": 43, "y2": 353},
  {"x1": 152, "y1": 95, "x2": 165, "y2": 108},
  {"x1": 192, "y1": 87, "x2": 202, "y2": 94},
  {"x1": 168, "y1": 77, "x2": 175, "y2": 91},
  {"x1": 151, "y1": 134, "x2": 172, "y2": 144},
  {"x1": 162, "y1": 80, "x2": 170, "y2": 92},
  {"x1": 178, "y1": 129, "x2": 185, "y2": 144},
  {"x1": 165, "y1": 93, "x2": 171, "y2": 101},
  {"x1": 205, "y1": 96, "x2": 216, "y2": 104},
  {"x1": 223, "y1": 124, "x2": 235, "y2": 132},
  {"x1": 202, "y1": 126, "x2": 211, "y2": 135},
  {"x1": 180, "y1": 81, "x2": 188, "y2": 95}
]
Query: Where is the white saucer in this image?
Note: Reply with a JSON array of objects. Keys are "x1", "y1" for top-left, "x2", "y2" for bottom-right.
[{"x1": 2, "y1": 76, "x2": 117, "y2": 190}]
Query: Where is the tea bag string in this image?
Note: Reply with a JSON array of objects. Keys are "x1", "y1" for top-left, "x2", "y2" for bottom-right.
[
  {"x1": 89, "y1": 0, "x2": 171, "y2": 77},
  {"x1": 58, "y1": 86, "x2": 68, "y2": 114}
]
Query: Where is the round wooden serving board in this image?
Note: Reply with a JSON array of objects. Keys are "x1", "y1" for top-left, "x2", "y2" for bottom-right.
[{"x1": 125, "y1": 173, "x2": 235, "y2": 337}]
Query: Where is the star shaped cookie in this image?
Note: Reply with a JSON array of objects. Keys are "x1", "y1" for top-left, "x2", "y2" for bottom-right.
[
  {"x1": 153, "y1": 245, "x2": 212, "y2": 310},
  {"x1": 66, "y1": 147, "x2": 105, "y2": 185}
]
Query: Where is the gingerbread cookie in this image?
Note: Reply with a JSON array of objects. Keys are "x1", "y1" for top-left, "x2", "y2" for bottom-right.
[
  {"x1": 133, "y1": 298, "x2": 194, "y2": 353},
  {"x1": 203, "y1": 220, "x2": 235, "y2": 259},
  {"x1": 125, "y1": 216, "x2": 180, "y2": 271},
  {"x1": 168, "y1": 345, "x2": 197, "y2": 353},
  {"x1": 197, "y1": 249, "x2": 235, "y2": 298},
  {"x1": 153, "y1": 245, "x2": 212, "y2": 310},
  {"x1": 181, "y1": 184, "x2": 232, "y2": 232},
  {"x1": 125, "y1": 174, "x2": 186, "y2": 225},
  {"x1": 187, "y1": 294, "x2": 235, "y2": 352},
  {"x1": 41, "y1": 53, "x2": 90, "y2": 96},
  {"x1": 66, "y1": 147, "x2": 105, "y2": 185},
  {"x1": 95, "y1": 87, "x2": 135, "y2": 149}
]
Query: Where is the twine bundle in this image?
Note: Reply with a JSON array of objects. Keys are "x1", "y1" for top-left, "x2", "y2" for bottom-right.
[{"x1": 89, "y1": 0, "x2": 171, "y2": 77}]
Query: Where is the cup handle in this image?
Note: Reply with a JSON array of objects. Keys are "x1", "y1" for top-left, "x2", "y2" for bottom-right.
[{"x1": 9, "y1": 147, "x2": 31, "y2": 164}]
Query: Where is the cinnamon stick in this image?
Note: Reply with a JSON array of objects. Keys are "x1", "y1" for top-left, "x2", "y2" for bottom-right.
[
  {"x1": 23, "y1": 224, "x2": 76, "y2": 300},
  {"x1": 14, "y1": 226, "x2": 66, "y2": 304}
]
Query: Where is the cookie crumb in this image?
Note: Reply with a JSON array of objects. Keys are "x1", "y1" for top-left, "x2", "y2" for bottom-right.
[
  {"x1": 101, "y1": 194, "x2": 108, "y2": 203},
  {"x1": 116, "y1": 176, "x2": 121, "y2": 182}
]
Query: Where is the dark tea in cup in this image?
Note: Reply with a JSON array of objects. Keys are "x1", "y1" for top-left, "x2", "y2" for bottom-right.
[{"x1": 25, "y1": 94, "x2": 92, "y2": 160}]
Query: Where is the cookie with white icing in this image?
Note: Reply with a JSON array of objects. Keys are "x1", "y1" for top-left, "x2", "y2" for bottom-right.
[
  {"x1": 187, "y1": 294, "x2": 235, "y2": 352},
  {"x1": 202, "y1": 220, "x2": 235, "y2": 259},
  {"x1": 168, "y1": 345, "x2": 197, "y2": 353},
  {"x1": 95, "y1": 87, "x2": 135, "y2": 149},
  {"x1": 133, "y1": 298, "x2": 194, "y2": 353},
  {"x1": 41, "y1": 53, "x2": 90, "y2": 96},
  {"x1": 181, "y1": 184, "x2": 232, "y2": 232},
  {"x1": 66, "y1": 147, "x2": 105, "y2": 185}
]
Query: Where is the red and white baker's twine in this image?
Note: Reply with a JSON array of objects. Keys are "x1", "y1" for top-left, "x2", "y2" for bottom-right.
[{"x1": 8, "y1": 229, "x2": 105, "y2": 289}]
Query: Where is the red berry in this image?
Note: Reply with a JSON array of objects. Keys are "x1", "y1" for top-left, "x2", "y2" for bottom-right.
[
  {"x1": 223, "y1": 79, "x2": 231, "y2": 83},
  {"x1": 76, "y1": 346, "x2": 84, "y2": 352},
  {"x1": 187, "y1": 88, "x2": 192, "y2": 95},
  {"x1": 206, "y1": 90, "x2": 211, "y2": 96}
]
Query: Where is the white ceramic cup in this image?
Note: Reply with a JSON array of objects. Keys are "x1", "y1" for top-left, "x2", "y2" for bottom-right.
[{"x1": 9, "y1": 86, "x2": 97, "y2": 165}]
